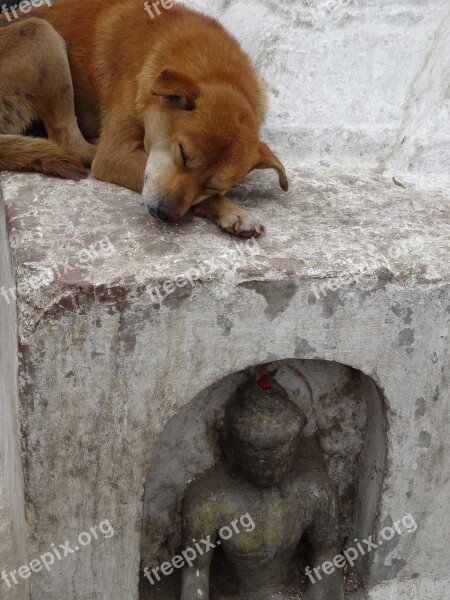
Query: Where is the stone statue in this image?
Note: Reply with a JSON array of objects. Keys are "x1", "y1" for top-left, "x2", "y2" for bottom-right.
[{"x1": 181, "y1": 376, "x2": 344, "y2": 600}]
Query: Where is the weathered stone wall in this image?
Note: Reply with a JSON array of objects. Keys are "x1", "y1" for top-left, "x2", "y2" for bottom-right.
[
  {"x1": 0, "y1": 165, "x2": 449, "y2": 599},
  {"x1": 0, "y1": 189, "x2": 28, "y2": 600}
]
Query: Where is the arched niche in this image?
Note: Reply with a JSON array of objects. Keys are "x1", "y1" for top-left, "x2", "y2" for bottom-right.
[{"x1": 139, "y1": 359, "x2": 386, "y2": 599}]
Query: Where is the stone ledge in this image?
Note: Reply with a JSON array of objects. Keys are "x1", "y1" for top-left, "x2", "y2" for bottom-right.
[{"x1": 1, "y1": 165, "x2": 449, "y2": 343}]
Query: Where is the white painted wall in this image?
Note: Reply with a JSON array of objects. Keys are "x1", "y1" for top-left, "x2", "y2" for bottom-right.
[{"x1": 182, "y1": 0, "x2": 450, "y2": 178}]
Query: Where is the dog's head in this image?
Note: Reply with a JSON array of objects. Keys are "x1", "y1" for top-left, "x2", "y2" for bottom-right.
[{"x1": 139, "y1": 69, "x2": 288, "y2": 223}]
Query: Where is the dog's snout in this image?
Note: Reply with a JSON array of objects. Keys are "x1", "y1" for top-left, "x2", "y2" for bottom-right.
[
  {"x1": 147, "y1": 201, "x2": 181, "y2": 223},
  {"x1": 157, "y1": 203, "x2": 181, "y2": 223},
  {"x1": 157, "y1": 205, "x2": 175, "y2": 222}
]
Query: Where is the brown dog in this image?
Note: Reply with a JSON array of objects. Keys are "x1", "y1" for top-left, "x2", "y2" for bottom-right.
[{"x1": 0, "y1": 0, "x2": 288, "y2": 236}]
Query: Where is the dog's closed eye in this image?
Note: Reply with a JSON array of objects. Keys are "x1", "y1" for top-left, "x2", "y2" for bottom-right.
[
  {"x1": 205, "y1": 187, "x2": 225, "y2": 195},
  {"x1": 179, "y1": 144, "x2": 189, "y2": 167}
]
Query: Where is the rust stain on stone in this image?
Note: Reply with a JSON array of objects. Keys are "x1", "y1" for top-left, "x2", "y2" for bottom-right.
[{"x1": 239, "y1": 280, "x2": 298, "y2": 321}]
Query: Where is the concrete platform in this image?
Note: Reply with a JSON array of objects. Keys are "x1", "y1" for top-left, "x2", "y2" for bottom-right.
[{"x1": 1, "y1": 163, "x2": 450, "y2": 599}]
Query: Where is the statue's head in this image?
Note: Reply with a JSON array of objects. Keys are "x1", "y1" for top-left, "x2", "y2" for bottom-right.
[{"x1": 221, "y1": 376, "x2": 306, "y2": 488}]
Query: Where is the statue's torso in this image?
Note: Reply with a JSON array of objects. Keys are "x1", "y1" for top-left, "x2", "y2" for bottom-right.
[{"x1": 209, "y1": 468, "x2": 322, "y2": 593}]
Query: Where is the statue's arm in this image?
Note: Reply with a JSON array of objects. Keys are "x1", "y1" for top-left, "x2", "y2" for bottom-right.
[
  {"x1": 304, "y1": 483, "x2": 344, "y2": 600},
  {"x1": 181, "y1": 495, "x2": 218, "y2": 600}
]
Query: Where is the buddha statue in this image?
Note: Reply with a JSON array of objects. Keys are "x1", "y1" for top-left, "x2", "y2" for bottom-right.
[{"x1": 181, "y1": 375, "x2": 344, "y2": 600}]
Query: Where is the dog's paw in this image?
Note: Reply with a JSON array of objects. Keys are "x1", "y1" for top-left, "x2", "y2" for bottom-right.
[
  {"x1": 39, "y1": 156, "x2": 89, "y2": 181},
  {"x1": 218, "y1": 209, "x2": 266, "y2": 238}
]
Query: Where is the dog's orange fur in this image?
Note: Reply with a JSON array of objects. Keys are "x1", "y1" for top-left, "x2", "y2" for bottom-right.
[{"x1": 0, "y1": 0, "x2": 288, "y2": 236}]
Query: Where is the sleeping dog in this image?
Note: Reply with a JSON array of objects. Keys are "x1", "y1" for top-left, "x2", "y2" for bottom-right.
[{"x1": 0, "y1": 0, "x2": 288, "y2": 237}]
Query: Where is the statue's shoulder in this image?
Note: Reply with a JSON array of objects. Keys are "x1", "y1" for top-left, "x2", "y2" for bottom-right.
[
  {"x1": 182, "y1": 464, "x2": 233, "y2": 533},
  {"x1": 293, "y1": 461, "x2": 334, "y2": 498},
  {"x1": 184, "y1": 463, "x2": 231, "y2": 506}
]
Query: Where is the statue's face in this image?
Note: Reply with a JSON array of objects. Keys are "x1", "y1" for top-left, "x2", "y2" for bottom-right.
[
  {"x1": 235, "y1": 436, "x2": 298, "y2": 488},
  {"x1": 224, "y1": 380, "x2": 305, "y2": 488}
]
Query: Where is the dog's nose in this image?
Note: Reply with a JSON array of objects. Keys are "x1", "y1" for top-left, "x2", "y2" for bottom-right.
[{"x1": 155, "y1": 203, "x2": 180, "y2": 223}]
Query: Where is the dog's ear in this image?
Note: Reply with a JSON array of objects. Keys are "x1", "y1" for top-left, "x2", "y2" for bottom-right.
[
  {"x1": 151, "y1": 69, "x2": 200, "y2": 111},
  {"x1": 253, "y1": 142, "x2": 289, "y2": 191}
]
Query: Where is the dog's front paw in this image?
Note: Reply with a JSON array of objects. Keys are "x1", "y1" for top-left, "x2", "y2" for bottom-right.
[
  {"x1": 218, "y1": 209, "x2": 266, "y2": 238},
  {"x1": 39, "y1": 156, "x2": 89, "y2": 181}
]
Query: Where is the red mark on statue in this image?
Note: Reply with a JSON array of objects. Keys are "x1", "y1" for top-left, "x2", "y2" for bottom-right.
[{"x1": 256, "y1": 375, "x2": 271, "y2": 390}]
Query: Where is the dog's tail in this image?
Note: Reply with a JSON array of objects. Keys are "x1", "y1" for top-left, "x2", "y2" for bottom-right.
[{"x1": 0, "y1": 135, "x2": 89, "y2": 180}]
